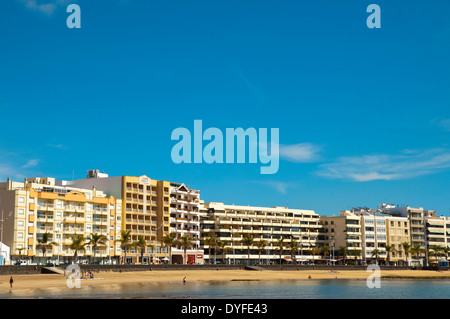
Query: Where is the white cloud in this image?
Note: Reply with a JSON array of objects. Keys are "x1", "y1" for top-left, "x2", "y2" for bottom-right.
[
  {"x1": 22, "y1": 159, "x2": 39, "y2": 168},
  {"x1": 317, "y1": 148, "x2": 450, "y2": 182},
  {"x1": 17, "y1": 0, "x2": 69, "y2": 16},
  {"x1": 279, "y1": 143, "x2": 321, "y2": 163},
  {"x1": 257, "y1": 181, "x2": 295, "y2": 194}
]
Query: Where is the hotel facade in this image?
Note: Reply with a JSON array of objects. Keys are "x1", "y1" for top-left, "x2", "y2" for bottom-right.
[
  {"x1": 59, "y1": 170, "x2": 172, "y2": 264},
  {"x1": 199, "y1": 202, "x2": 320, "y2": 265},
  {"x1": 0, "y1": 177, "x2": 122, "y2": 265}
]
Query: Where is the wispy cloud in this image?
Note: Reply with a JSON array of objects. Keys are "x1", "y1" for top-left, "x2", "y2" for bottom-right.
[
  {"x1": 22, "y1": 159, "x2": 39, "y2": 168},
  {"x1": 256, "y1": 181, "x2": 295, "y2": 194},
  {"x1": 431, "y1": 117, "x2": 450, "y2": 131},
  {"x1": 317, "y1": 148, "x2": 450, "y2": 182},
  {"x1": 279, "y1": 143, "x2": 321, "y2": 163},
  {"x1": 17, "y1": 0, "x2": 69, "y2": 16}
]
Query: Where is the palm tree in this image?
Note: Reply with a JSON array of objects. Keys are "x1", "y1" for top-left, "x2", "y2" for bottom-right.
[
  {"x1": 254, "y1": 239, "x2": 267, "y2": 265},
  {"x1": 36, "y1": 232, "x2": 57, "y2": 265},
  {"x1": 385, "y1": 245, "x2": 394, "y2": 266},
  {"x1": 204, "y1": 236, "x2": 217, "y2": 264},
  {"x1": 70, "y1": 234, "x2": 87, "y2": 264},
  {"x1": 242, "y1": 235, "x2": 254, "y2": 266},
  {"x1": 177, "y1": 235, "x2": 194, "y2": 264},
  {"x1": 429, "y1": 245, "x2": 443, "y2": 263},
  {"x1": 320, "y1": 245, "x2": 330, "y2": 262},
  {"x1": 288, "y1": 239, "x2": 298, "y2": 264},
  {"x1": 339, "y1": 246, "x2": 348, "y2": 265},
  {"x1": 371, "y1": 248, "x2": 380, "y2": 265},
  {"x1": 87, "y1": 233, "x2": 108, "y2": 264},
  {"x1": 310, "y1": 246, "x2": 320, "y2": 264},
  {"x1": 116, "y1": 230, "x2": 132, "y2": 264},
  {"x1": 411, "y1": 243, "x2": 423, "y2": 264},
  {"x1": 442, "y1": 246, "x2": 450, "y2": 261},
  {"x1": 275, "y1": 238, "x2": 285, "y2": 265},
  {"x1": 162, "y1": 233, "x2": 177, "y2": 264},
  {"x1": 401, "y1": 242, "x2": 411, "y2": 266},
  {"x1": 351, "y1": 248, "x2": 361, "y2": 265},
  {"x1": 217, "y1": 240, "x2": 230, "y2": 264},
  {"x1": 134, "y1": 236, "x2": 150, "y2": 264}
]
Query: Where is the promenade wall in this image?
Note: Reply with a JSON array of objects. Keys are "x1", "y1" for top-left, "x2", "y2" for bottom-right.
[{"x1": 1, "y1": 264, "x2": 444, "y2": 275}]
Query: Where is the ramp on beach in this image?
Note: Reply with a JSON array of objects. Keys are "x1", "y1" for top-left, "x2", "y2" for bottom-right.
[
  {"x1": 42, "y1": 266, "x2": 65, "y2": 274},
  {"x1": 245, "y1": 266, "x2": 265, "y2": 271}
]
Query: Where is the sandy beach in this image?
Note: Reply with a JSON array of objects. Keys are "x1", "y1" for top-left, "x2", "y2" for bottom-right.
[{"x1": 1, "y1": 269, "x2": 450, "y2": 296}]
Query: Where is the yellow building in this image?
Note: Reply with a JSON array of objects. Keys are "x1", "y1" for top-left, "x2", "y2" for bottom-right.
[
  {"x1": 385, "y1": 216, "x2": 410, "y2": 265},
  {"x1": 0, "y1": 177, "x2": 121, "y2": 265},
  {"x1": 59, "y1": 170, "x2": 171, "y2": 264},
  {"x1": 319, "y1": 211, "x2": 362, "y2": 264}
]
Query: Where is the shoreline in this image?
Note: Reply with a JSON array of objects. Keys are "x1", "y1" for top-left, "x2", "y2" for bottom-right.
[{"x1": 1, "y1": 269, "x2": 450, "y2": 296}]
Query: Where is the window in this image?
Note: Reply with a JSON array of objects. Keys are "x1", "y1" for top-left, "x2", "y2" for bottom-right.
[
  {"x1": 18, "y1": 220, "x2": 24, "y2": 227},
  {"x1": 18, "y1": 197, "x2": 25, "y2": 203},
  {"x1": 17, "y1": 232, "x2": 24, "y2": 239},
  {"x1": 18, "y1": 208, "x2": 25, "y2": 216}
]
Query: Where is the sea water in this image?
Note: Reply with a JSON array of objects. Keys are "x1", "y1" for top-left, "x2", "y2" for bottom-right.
[{"x1": 2, "y1": 279, "x2": 450, "y2": 299}]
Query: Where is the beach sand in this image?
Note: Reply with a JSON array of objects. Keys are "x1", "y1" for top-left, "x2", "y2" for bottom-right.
[{"x1": 1, "y1": 269, "x2": 450, "y2": 295}]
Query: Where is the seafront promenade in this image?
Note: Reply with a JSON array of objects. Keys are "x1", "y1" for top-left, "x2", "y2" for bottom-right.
[{"x1": 0, "y1": 264, "x2": 417, "y2": 276}]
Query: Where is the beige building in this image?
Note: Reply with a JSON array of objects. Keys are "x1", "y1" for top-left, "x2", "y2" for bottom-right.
[
  {"x1": 200, "y1": 202, "x2": 320, "y2": 265},
  {"x1": 319, "y1": 211, "x2": 362, "y2": 264},
  {"x1": 385, "y1": 216, "x2": 410, "y2": 264},
  {"x1": 0, "y1": 177, "x2": 121, "y2": 265}
]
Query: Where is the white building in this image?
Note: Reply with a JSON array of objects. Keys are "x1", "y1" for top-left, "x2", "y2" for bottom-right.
[{"x1": 0, "y1": 242, "x2": 10, "y2": 265}]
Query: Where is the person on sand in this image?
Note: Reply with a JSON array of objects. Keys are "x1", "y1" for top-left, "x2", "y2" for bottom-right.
[
  {"x1": 183, "y1": 277, "x2": 186, "y2": 284},
  {"x1": 308, "y1": 275, "x2": 312, "y2": 279},
  {"x1": 9, "y1": 276, "x2": 13, "y2": 291}
]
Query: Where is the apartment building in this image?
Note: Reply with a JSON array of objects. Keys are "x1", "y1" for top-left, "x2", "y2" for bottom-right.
[
  {"x1": 59, "y1": 170, "x2": 171, "y2": 264},
  {"x1": 424, "y1": 214, "x2": 450, "y2": 263},
  {"x1": 0, "y1": 177, "x2": 121, "y2": 265},
  {"x1": 385, "y1": 216, "x2": 410, "y2": 265},
  {"x1": 319, "y1": 211, "x2": 362, "y2": 264},
  {"x1": 200, "y1": 202, "x2": 320, "y2": 265},
  {"x1": 169, "y1": 183, "x2": 203, "y2": 264},
  {"x1": 380, "y1": 204, "x2": 436, "y2": 264}
]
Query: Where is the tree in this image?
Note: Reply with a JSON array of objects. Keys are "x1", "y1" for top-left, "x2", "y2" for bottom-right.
[
  {"x1": 217, "y1": 240, "x2": 230, "y2": 264},
  {"x1": 320, "y1": 245, "x2": 330, "y2": 262},
  {"x1": 442, "y1": 246, "x2": 450, "y2": 261},
  {"x1": 275, "y1": 238, "x2": 285, "y2": 265},
  {"x1": 177, "y1": 235, "x2": 194, "y2": 264},
  {"x1": 401, "y1": 242, "x2": 411, "y2": 266},
  {"x1": 134, "y1": 236, "x2": 150, "y2": 264},
  {"x1": 70, "y1": 234, "x2": 87, "y2": 264},
  {"x1": 162, "y1": 233, "x2": 177, "y2": 264},
  {"x1": 310, "y1": 246, "x2": 320, "y2": 264},
  {"x1": 87, "y1": 233, "x2": 108, "y2": 265},
  {"x1": 36, "y1": 232, "x2": 57, "y2": 265},
  {"x1": 371, "y1": 248, "x2": 380, "y2": 265},
  {"x1": 204, "y1": 236, "x2": 217, "y2": 264},
  {"x1": 351, "y1": 249, "x2": 361, "y2": 265},
  {"x1": 429, "y1": 245, "x2": 443, "y2": 263},
  {"x1": 242, "y1": 235, "x2": 254, "y2": 266},
  {"x1": 116, "y1": 230, "x2": 132, "y2": 264},
  {"x1": 288, "y1": 239, "x2": 298, "y2": 264},
  {"x1": 385, "y1": 245, "x2": 394, "y2": 266},
  {"x1": 411, "y1": 243, "x2": 423, "y2": 264},
  {"x1": 339, "y1": 246, "x2": 348, "y2": 265},
  {"x1": 254, "y1": 239, "x2": 267, "y2": 265}
]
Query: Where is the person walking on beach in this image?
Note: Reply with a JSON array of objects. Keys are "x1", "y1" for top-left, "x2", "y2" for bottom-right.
[
  {"x1": 9, "y1": 276, "x2": 13, "y2": 291},
  {"x1": 183, "y1": 277, "x2": 186, "y2": 284}
]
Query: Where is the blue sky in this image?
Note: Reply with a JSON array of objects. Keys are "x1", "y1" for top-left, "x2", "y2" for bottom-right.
[{"x1": 1, "y1": 0, "x2": 449, "y2": 216}]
